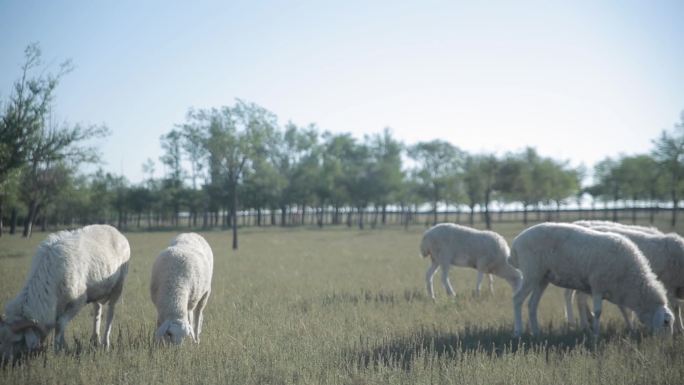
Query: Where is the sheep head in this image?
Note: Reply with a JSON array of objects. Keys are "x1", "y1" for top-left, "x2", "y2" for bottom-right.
[
  {"x1": 640, "y1": 305, "x2": 674, "y2": 335},
  {"x1": 155, "y1": 319, "x2": 194, "y2": 345},
  {"x1": 0, "y1": 316, "x2": 47, "y2": 362}
]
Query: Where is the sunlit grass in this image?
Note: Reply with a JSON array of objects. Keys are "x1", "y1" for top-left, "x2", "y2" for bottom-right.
[{"x1": 1, "y1": 223, "x2": 683, "y2": 384}]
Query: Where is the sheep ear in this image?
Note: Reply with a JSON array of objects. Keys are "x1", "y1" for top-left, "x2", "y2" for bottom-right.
[
  {"x1": 155, "y1": 320, "x2": 172, "y2": 341},
  {"x1": 10, "y1": 320, "x2": 47, "y2": 340}
]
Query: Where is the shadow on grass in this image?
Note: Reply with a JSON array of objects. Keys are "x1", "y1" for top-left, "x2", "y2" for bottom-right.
[
  {"x1": 322, "y1": 288, "x2": 427, "y2": 306},
  {"x1": 1, "y1": 324, "x2": 156, "y2": 369},
  {"x1": 350, "y1": 322, "x2": 643, "y2": 370}
]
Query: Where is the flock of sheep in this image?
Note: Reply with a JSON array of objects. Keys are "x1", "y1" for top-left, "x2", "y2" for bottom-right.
[
  {"x1": 1, "y1": 219, "x2": 683, "y2": 363},
  {"x1": 0, "y1": 225, "x2": 213, "y2": 362},
  {"x1": 421, "y1": 221, "x2": 683, "y2": 337}
]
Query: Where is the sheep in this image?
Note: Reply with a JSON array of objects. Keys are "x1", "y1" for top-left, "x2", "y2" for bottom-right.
[
  {"x1": 568, "y1": 223, "x2": 684, "y2": 332},
  {"x1": 0, "y1": 225, "x2": 130, "y2": 361},
  {"x1": 564, "y1": 221, "x2": 664, "y2": 328},
  {"x1": 150, "y1": 233, "x2": 213, "y2": 345},
  {"x1": 420, "y1": 223, "x2": 522, "y2": 299},
  {"x1": 511, "y1": 222, "x2": 673, "y2": 337}
]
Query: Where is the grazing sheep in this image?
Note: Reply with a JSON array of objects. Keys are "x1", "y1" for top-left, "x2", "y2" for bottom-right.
[
  {"x1": 569, "y1": 224, "x2": 684, "y2": 331},
  {"x1": 420, "y1": 223, "x2": 522, "y2": 299},
  {"x1": 511, "y1": 222, "x2": 673, "y2": 337},
  {"x1": 0, "y1": 225, "x2": 130, "y2": 361},
  {"x1": 150, "y1": 233, "x2": 213, "y2": 345},
  {"x1": 563, "y1": 221, "x2": 663, "y2": 328}
]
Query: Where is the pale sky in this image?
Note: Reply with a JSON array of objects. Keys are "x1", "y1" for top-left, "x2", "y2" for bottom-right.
[{"x1": 1, "y1": 0, "x2": 683, "y2": 183}]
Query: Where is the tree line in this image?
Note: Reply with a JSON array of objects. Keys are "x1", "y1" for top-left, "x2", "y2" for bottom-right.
[{"x1": 2, "y1": 44, "x2": 684, "y2": 248}]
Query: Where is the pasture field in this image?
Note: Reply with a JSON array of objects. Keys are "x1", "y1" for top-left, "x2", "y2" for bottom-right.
[{"x1": 1, "y1": 223, "x2": 683, "y2": 384}]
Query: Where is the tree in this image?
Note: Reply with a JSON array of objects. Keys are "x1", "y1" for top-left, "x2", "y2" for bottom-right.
[
  {"x1": 652, "y1": 111, "x2": 684, "y2": 227},
  {"x1": 546, "y1": 160, "x2": 581, "y2": 219},
  {"x1": 198, "y1": 100, "x2": 277, "y2": 249},
  {"x1": 615, "y1": 155, "x2": 665, "y2": 224},
  {"x1": 463, "y1": 154, "x2": 499, "y2": 229},
  {"x1": 0, "y1": 43, "x2": 72, "y2": 235},
  {"x1": 21, "y1": 122, "x2": 108, "y2": 237},
  {"x1": 160, "y1": 129, "x2": 185, "y2": 226},
  {"x1": 365, "y1": 128, "x2": 404, "y2": 226},
  {"x1": 409, "y1": 140, "x2": 463, "y2": 225}
]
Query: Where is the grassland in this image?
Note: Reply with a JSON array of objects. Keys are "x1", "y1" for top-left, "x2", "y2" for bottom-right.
[{"x1": 1, "y1": 223, "x2": 683, "y2": 384}]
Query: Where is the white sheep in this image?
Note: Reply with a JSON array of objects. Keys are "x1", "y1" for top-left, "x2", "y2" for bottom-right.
[
  {"x1": 511, "y1": 222, "x2": 673, "y2": 337},
  {"x1": 0, "y1": 225, "x2": 130, "y2": 360},
  {"x1": 568, "y1": 223, "x2": 684, "y2": 332},
  {"x1": 420, "y1": 223, "x2": 522, "y2": 299},
  {"x1": 565, "y1": 221, "x2": 664, "y2": 328},
  {"x1": 150, "y1": 233, "x2": 213, "y2": 345}
]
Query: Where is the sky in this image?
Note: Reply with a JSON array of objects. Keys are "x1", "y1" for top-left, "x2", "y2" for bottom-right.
[{"x1": 1, "y1": 0, "x2": 683, "y2": 184}]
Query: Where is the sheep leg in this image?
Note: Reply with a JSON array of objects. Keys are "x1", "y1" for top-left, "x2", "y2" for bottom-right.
[
  {"x1": 476, "y1": 271, "x2": 484, "y2": 297},
  {"x1": 618, "y1": 306, "x2": 634, "y2": 330},
  {"x1": 102, "y1": 266, "x2": 126, "y2": 349},
  {"x1": 102, "y1": 301, "x2": 119, "y2": 349},
  {"x1": 440, "y1": 264, "x2": 455, "y2": 297},
  {"x1": 527, "y1": 281, "x2": 549, "y2": 336},
  {"x1": 591, "y1": 292, "x2": 603, "y2": 337},
  {"x1": 193, "y1": 292, "x2": 210, "y2": 343},
  {"x1": 575, "y1": 292, "x2": 593, "y2": 330},
  {"x1": 54, "y1": 299, "x2": 85, "y2": 352},
  {"x1": 488, "y1": 274, "x2": 494, "y2": 295},
  {"x1": 513, "y1": 281, "x2": 534, "y2": 337},
  {"x1": 425, "y1": 262, "x2": 439, "y2": 300},
  {"x1": 564, "y1": 289, "x2": 575, "y2": 325},
  {"x1": 91, "y1": 302, "x2": 103, "y2": 346}
]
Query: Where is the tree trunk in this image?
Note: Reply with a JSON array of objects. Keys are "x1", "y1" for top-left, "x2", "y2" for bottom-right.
[
  {"x1": 281, "y1": 206, "x2": 287, "y2": 227},
  {"x1": 358, "y1": 207, "x2": 364, "y2": 229},
  {"x1": 10, "y1": 207, "x2": 17, "y2": 235},
  {"x1": 432, "y1": 200, "x2": 438, "y2": 226},
  {"x1": 232, "y1": 184, "x2": 239, "y2": 250},
  {"x1": 469, "y1": 205, "x2": 475, "y2": 226},
  {"x1": 631, "y1": 195, "x2": 637, "y2": 224},
  {"x1": 23, "y1": 200, "x2": 40, "y2": 238},
  {"x1": 381, "y1": 204, "x2": 387, "y2": 225},
  {"x1": 671, "y1": 192, "x2": 678, "y2": 228}
]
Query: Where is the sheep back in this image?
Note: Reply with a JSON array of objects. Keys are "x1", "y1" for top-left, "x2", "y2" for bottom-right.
[{"x1": 420, "y1": 223, "x2": 510, "y2": 271}]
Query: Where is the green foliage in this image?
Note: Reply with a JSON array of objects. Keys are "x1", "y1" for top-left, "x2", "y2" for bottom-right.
[{"x1": 409, "y1": 140, "x2": 464, "y2": 223}]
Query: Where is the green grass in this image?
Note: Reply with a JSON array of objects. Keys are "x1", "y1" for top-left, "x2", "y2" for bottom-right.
[{"x1": 1, "y1": 224, "x2": 683, "y2": 384}]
